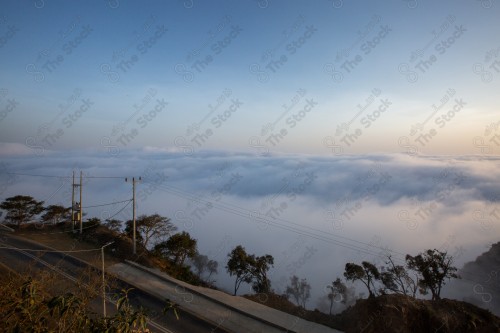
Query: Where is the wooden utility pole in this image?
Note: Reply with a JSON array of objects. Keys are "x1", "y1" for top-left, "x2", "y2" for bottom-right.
[
  {"x1": 71, "y1": 171, "x2": 75, "y2": 230},
  {"x1": 80, "y1": 171, "x2": 83, "y2": 234},
  {"x1": 125, "y1": 176, "x2": 141, "y2": 254}
]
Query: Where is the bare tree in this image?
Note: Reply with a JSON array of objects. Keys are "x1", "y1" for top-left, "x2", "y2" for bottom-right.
[
  {"x1": 326, "y1": 278, "x2": 347, "y2": 315},
  {"x1": 125, "y1": 214, "x2": 177, "y2": 249},
  {"x1": 207, "y1": 259, "x2": 218, "y2": 281},
  {"x1": 380, "y1": 255, "x2": 419, "y2": 297},
  {"x1": 285, "y1": 275, "x2": 311, "y2": 308}
]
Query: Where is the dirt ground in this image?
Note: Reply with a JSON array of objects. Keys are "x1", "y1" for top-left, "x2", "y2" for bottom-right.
[{"x1": 14, "y1": 224, "x2": 123, "y2": 269}]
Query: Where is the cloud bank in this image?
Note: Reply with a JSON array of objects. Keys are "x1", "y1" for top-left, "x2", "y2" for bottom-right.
[{"x1": 0, "y1": 146, "x2": 498, "y2": 310}]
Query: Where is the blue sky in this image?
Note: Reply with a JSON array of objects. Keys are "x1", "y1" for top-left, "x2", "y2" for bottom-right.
[
  {"x1": 1, "y1": 0, "x2": 499, "y2": 155},
  {"x1": 1, "y1": 0, "x2": 500, "y2": 312}
]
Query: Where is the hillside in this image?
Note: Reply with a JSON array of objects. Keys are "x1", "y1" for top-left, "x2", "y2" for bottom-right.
[
  {"x1": 457, "y1": 241, "x2": 500, "y2": 316},
  {"x1": 336, "y1": 294, "x2": 500, "y2": 333},
  {"x1": 12, "y1": 223, "x2": 500, "y2": 332},
  {"x1": 245, "y1": 293, "x2": 500, "y2": 332}
]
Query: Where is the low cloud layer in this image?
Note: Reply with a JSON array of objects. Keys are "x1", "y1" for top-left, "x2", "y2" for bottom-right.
[{"x1": 0, "y1": 146, "x2": 498, "y2": 311}]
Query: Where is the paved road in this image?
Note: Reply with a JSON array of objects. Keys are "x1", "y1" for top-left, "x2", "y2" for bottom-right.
[
  {"x1": 115, "y1": 261, "x2": 344, "y2": 333},
  {"x1": 0, "y1": 232, "x2": 230, "y2": 333}
]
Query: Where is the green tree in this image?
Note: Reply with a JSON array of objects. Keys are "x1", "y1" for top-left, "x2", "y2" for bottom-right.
[
  {"x1": 0, "y1": 195, "x2": 44, "y2": 226},
  {"x1": 41, "y1": 204, "x2": 71, "y2": 224},
  {"x1": 406, "y1": 249, "x2": 459, "y2": 300},
  {"x1": 155, "y1": 231, "x2": 198, "y2": 267},
  {"x1": 250, "y1": 254, "x2": 274, "y2": 293},
  {"x1": 344, "y1": 261, "x2": 380, "y2": 298},
  {"x1": 104, "y1": 218, "x2": 122, "y2": 233},
  {"x1": 285, "y1": 275, "x2": 311, "y2": 308},
  {"x1": 125, "y1": 214, "x2": 177, "y2": 249},
  {"x1": 326, "y1": 277, "x2": 347, "y2": 315},
  {"x1": 226, "y1": 245, "x2": 254, "y2": 296},
  {"x1": 86, "y1": 217, "x2": 101, "y2": 228}
]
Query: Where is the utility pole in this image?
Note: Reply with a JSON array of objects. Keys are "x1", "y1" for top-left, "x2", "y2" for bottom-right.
[
  {"x1": 71, "y1": 171, "x2": 75, "y2": 230},
  {"x1": 72, "y1": 171, "x2": 82, "y2": 232},
  {"x1": 125, "y1": 176, "x2": 141, "y2": 254},
  {"x1": 79, "y1": 170, "x2": 83, "y2": 234}
]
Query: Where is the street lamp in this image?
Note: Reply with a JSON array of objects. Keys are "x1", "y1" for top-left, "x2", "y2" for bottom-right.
[{"x1": 101, "y1": 241, "x2": 114, "y2": 318}]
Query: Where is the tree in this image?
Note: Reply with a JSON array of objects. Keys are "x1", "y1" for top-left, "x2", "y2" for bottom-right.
[
  {"x1": 207, "y1": 259, "x2": 218, "y2": 281},
  {"x1": 326, "y1": 278, "x2": 347, "y2": 315},
  {"x1": 226, "y1": 245, "x2": 254, "y2": 296},
  {"x1": 191, "y1": 254, "x2": 219, "y2": 283},
  {"x1": 380, "y1": 255, "x2": 418, "y2": 297},
  {"x1": 406, "y1": 249, "x2": 459, "y2": 300},
  {"x1": 0, "y1": 195, "x2": 44, "y2": 226},
  {"x1": 344, "y1": 261, "x2": 380, "y2": 298},
  {"x1": 192, "y1": 254, "x2": 209, "y2": 278},
  {"x1": 125, "y1": 214, "x2": 177, "y2": 249},
  {"x1": 41, "y1": 205, "x2": 70, "y2": 224},
  {"x1": 285, "y1": 275, "x2": 311, "y2": 308},
  {"x1": 154, "y1": 231, "x2": 198, "y2": 267},
  {"x1": 250, "y1": 254, "x2": 274, "y2": 293},
  {"x1": 104, "y1": 219, "x2": 122, "y2": 233}
]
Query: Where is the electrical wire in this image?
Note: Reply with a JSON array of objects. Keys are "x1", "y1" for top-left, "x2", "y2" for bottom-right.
[
  {"x1": 5, "y1": 172, "x2": 125, "y2": 179},
  {"x1": 83, "y1": 198, "x2": 132, "y2": 209},
  {"x1": 146, "y1": 181, "x2": 407, "y2": 262},
  {"x1": 106, "y1": 199, "x2": 132, "y2": 220},
  {"x1": 0, "y1": 246, "x2": 101, "y2": 253}
]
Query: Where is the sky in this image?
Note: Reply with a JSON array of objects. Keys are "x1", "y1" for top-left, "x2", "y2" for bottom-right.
[{"x1": 1, "y1": 0, "x2": 500, "y2": 313}]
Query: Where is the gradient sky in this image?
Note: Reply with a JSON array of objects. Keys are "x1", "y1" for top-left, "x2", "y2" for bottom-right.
[
  {"x1": 0, "y1": 0, "x2": 499, "y2": 155},
  {"x1": 1, "y1": 0, "x2": 500, "y2": 312}
]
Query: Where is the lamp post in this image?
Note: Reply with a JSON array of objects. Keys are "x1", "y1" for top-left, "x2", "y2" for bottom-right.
[{"x1": 101, "y1": 241, "x2": 114, "y2": 317}]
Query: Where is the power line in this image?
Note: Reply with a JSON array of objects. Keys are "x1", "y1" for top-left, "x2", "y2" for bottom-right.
[
  {"x1": 106, "y1": 199, "x2": 133, "y2": 220},
  {"x1": 5, "y1": 172, "x2": 68, "y2": 179},
  {"x1": 0, "y1": 246, "x2": 101, "y2": 253},
  {"x1": 5, "y1": 172, "x2": 125, "y2": 179},
  {"x1": 83, "y1": 198, "x2": 132, "y2": 209},
  {"x1": 147, "y1": 181, "x2": 406, "y2": 262}
]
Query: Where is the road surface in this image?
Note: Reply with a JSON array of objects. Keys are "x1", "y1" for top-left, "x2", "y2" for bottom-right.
[{"x1": 0, "y1": 231, "x2": 230, "y2": 333}]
